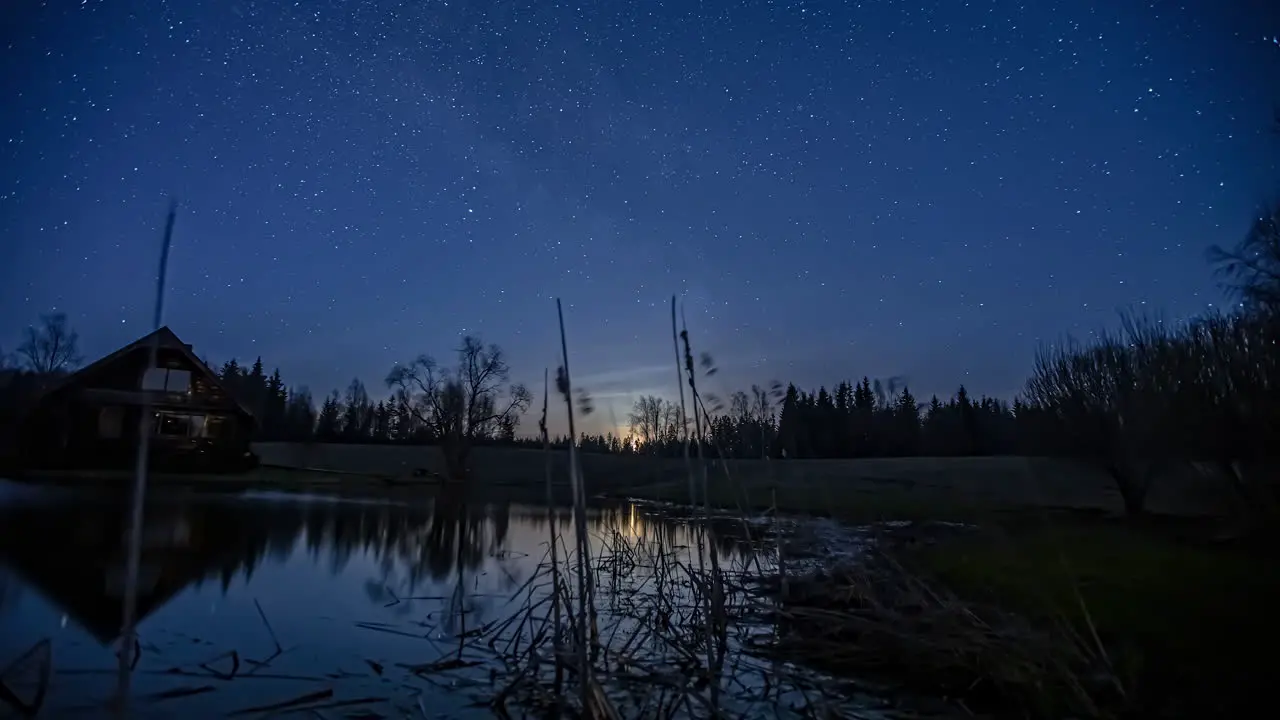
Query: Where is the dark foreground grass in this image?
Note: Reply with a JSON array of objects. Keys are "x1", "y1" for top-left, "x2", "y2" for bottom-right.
[
  {"x1": 899, "y1": 518, "x2": 1280, "y2": 718},
  {"x1": 627, "y1": 470, "x2": 1277, "y2": 718}
]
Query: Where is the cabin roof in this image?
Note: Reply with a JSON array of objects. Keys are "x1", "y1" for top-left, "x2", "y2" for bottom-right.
[{"x1": 37, "y1": 326, "x2": 253, "y2": 419}]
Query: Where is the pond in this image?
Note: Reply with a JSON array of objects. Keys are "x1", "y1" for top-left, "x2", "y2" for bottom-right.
[{"x1": 0, "y1": 480, "x2": 914, "y2": 718}]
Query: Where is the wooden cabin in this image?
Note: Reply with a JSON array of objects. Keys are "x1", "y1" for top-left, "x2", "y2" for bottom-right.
[{"x1": 18, "y1": 327, "x2": 257, "y2": 473}]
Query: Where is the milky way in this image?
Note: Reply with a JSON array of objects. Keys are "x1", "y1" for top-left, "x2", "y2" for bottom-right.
[{"x1": 2, "y1": 0, "x2": 1277, "y2": 433}]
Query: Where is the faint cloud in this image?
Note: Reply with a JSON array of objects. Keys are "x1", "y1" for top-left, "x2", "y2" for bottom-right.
[{"x1": 575, "y1": 364, "x2": 673, "y2": 394}]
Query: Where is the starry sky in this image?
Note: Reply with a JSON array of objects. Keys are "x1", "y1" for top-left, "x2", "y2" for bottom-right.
[{"x1": 2, "y1": 0, "x2": 1278, "y2": 435}]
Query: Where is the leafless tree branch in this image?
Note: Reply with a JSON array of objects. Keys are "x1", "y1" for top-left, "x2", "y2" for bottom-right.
[{"x1": 16, "y1": 312, "x2": 83, "y2": 374}]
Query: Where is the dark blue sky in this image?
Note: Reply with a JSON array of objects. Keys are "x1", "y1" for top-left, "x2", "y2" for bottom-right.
[{"x1": 2, "y1": 0, "x2": 1278, "y2": 435}]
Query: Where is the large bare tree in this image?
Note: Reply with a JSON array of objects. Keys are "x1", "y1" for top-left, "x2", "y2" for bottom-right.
[
  {"x1": 386, "y1": 336, "x2": 531, "y2": 479},
  {"x1": 1209, "y1": 201, "x2": 1280, "y2": 316},
  {"x1": 17, "y1": 312, "x2": 83, "y2": 374},
  {"x1": 627, "y1": 394, "x2": 678, "y2": 451}
]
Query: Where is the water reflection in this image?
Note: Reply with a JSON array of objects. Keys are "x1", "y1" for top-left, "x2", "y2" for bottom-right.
[
  {"x1": 0, "y1": 485, "x2": 757, "y2": 641},
  {"x1": 0, "y1": 483, "x2": 775, "y2": 716}
]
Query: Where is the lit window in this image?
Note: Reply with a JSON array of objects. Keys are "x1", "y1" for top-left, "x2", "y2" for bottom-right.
[
  {"x1": 155, "y1": 413, "x2": 191, "y2": 437},
  {"x1": 165, "y1": 369, "x2": 191, "y2": 392},
  {"x1": 140, "y1": 368, "x2": 192, "y2": 393},
  {"x1": 141, "y1": 368, "x2": 168, "y2": 390}
]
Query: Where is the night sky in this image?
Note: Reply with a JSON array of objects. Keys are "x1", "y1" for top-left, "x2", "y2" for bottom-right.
[{"x1": 2, "y1": 0, "x2": 1278, "y2": 435}]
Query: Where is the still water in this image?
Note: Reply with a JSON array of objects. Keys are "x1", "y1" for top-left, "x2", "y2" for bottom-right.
[{"x1": 0, "y1": 480, "x2": 875, "y2": 718}]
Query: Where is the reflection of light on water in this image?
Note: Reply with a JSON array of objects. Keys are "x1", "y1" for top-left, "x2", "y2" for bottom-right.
[
  {"x1": 60, "y1": 614, "x2": 67, "y2": 629},
  {"x1": 621, "y1": 502, "x2": 652, "y2": 540}
]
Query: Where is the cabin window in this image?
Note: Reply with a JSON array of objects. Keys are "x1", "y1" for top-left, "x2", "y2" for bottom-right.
[
  {"x1": 154, "y1": 412, "x2": 225, "y2": 439},
  {"x1": 141, "y1": 368, "x2": 167, "y2": 390},
  {"x1": 165, "y1": 369, "x2": 191, "y2": 392},
  {"x1": 141, "y1": 367, "x2": 192, "y2": 393},
  {"x1": 205, "y1": 415, "x2": 227, "y2": 439},
  {"x1": 155, "y1": 412, "x2": 192, "y2": 438}
]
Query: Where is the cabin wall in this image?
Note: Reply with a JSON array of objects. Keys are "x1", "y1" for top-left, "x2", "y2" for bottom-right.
[
  {"x1": 16, "y1": 343, "x2": 257, "y2": 473},
  {"x1": 71, "y1": 347, "x2": 234, "y2": 406}
]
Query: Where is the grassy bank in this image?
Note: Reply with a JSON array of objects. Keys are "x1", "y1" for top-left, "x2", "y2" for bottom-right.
[
  {"x1": 898, "y1": 519, "x2": 1279, "y2": 717},
  {"x1": 604, "y1": 453, "x2": 1271, "y2": 716},
  {"x1": 710, "y1": 473, "x2": 1270, "y2": 717}
]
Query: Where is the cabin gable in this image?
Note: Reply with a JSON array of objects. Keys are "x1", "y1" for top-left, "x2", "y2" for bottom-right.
[{"x1": 17, "y1": 326, "x2": 258, "y2": 473}]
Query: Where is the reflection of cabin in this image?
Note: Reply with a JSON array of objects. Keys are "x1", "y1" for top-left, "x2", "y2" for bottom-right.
[
  {"x1": 0, "y1": 499, "x2": 219, "y2": 643},
  {"x1": 19, "y1": 327, "x2": 256, "y2": 473},
  {"x1": 0, "y1": 369, "x2": 64, "y2": 461}
]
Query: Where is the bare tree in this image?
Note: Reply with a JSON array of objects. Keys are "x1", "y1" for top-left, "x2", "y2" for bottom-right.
[
  {"x1": 750, "y1": 382, "x2": 784, "y2": 458},
  {"x1": 1023, "y1": 327, "x2": 1168, "y2": 517},
  {"x1": 628, "y1": 395, "x2": 661, "y2": 449},
  {"x1": 341, "y1": 378, "x2": 371, "y2": 439},
  {"x1": 17, "y1": 312, "x2": 83, "y2": 374},
  {"x1": 1019, "y1": 312, "x2": 1278, "y2": 519},
  {"x1": 628, "y1": 394, "x2": 678, "y2": 451},
  {"x1": 728, "y1": 391, "x2": 751, "y2": 423},
  {"x1": 386, "y1": 336, "x2": 531, "y2": 479},
  {"x1": 1209, "y1": 201, "x2": 1280, "y2": 316}
]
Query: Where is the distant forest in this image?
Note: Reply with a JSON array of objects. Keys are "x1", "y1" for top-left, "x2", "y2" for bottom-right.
[{"x1": 202, "y1": 357, "x2": 1032, "y2": 461}]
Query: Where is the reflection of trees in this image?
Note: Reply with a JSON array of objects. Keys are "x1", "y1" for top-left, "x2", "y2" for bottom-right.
[
  {"x1": 508, "y1": 502, "x2": 759, "y2": 563},
  {"x1": 0, "y1": 493, "x2": 760, "y2": 644},
  {"x1": 0, "y1": 493, "x2": 518, "y2": 642},
  {"x1": 284, "y1": 493, "x2": 507, "y2": 589}
]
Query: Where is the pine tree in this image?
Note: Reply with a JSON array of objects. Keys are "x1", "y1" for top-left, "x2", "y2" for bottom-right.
[
  {"x1": 261, "y1": 369, "x2": 287, "y2": 439},
  {"x1": 341, "y1": 378, "x2": 370, "y2": 441},
  {"x1": 284, "y1": 387, "x2": 316, "y2": 440},
  {"x1": 895, "y1": 385, "x2": 920, "y2": 455},
  {"x1": 776, "y1": 383, "x2": 800, "y2": 458},
  {"x1": 244, "y1": 357, "x2": 266, "y2": 418},
  {"x1": 315, "y1": 391, "x2": 343, "y2": 441},
  {"x1": 371, "y1": 401, "x2": 391, "y2": 442},
  {"x1": 219, "y1": 359, "x2": 242, "y2": 399},
  {"x1": 956, "y1": 385, "x2": 978, "y2": 455}
]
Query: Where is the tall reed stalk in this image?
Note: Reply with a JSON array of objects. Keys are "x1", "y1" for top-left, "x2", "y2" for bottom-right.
[
  {"x1": 538, "y1": 368, "x2": 563, "y2": 700},
  {"x1": 555, "y1": 298, "x2": 594, "y2": 714},
  {"x1": 679, "y1": 311, "x2": 725, "y2": 710},
  {"x1": 116, "y1": 198, "x2": 177, "y2": 717},
  {"x1": 670, "y1": 296, "x2": 720, "y2": 710}
]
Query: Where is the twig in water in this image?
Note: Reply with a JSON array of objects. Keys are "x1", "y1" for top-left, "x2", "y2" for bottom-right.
[
  {"x1": 141, "y1": 685, "x2": 216, "y2": 702},
  {"x1": 197, "y1": 650, "x2": 240, "y2": 680},
  {"x1": 254, "y1": 598, "x2": 283, "y2": 652},
  {"x1": 228, "y1": 688, "x2": 334, "y2": 716}
]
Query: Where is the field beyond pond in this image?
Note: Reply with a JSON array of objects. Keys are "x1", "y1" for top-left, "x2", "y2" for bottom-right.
[{"x1": 252, "y1": 442, "x2": 1233, "y2": 520}]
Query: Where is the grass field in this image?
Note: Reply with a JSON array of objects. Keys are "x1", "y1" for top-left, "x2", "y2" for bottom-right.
[{"x1": 252, "y1": 441, "x2": 1233, "y2": 519}]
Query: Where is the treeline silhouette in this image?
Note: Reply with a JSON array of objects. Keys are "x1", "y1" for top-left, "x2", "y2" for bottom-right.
[{"x1": 209, "y1": 359, "x2": 1037, "y2": 461}]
